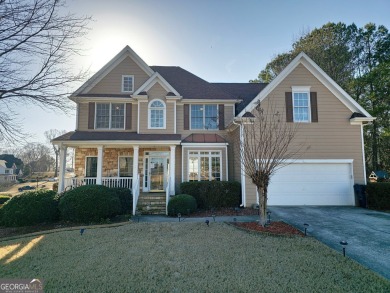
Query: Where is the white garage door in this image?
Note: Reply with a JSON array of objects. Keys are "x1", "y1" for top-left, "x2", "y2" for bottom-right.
[{"x1": 268, "y1": 160, "x2": 354, "y2": 206}]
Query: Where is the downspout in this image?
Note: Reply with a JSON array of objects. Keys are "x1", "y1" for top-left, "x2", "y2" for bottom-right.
[{"x1": 233, "y1": 119, "x2": 246, "y2": 207}]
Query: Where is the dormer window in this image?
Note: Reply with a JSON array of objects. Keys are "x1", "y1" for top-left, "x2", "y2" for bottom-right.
[
  {"x1": 148, "y1": 99, "x2": 166, "y2": 129},
  {"x1": 122, "y1": 75, "x2": 134, "y2": 92}
]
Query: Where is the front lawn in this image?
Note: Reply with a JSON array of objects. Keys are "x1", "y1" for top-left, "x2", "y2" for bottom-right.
[{"x1": 0, "y1": 223, "x2": 389, "y2": 292}]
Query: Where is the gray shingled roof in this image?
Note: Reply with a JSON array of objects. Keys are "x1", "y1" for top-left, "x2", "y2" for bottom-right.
[
  {"x1": 150, "y1": 66, "x2": 236, "y2": 100},
  {"x1": 52, "y1": 131, "x2": 181, "y2": 142},
  {"x1": 213, "y1": 83, "x2": 267, "y2": 114}
]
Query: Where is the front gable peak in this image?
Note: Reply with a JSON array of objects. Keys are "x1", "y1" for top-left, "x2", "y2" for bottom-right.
[{"x1": 133, "y1": 72, "x2": 181, "y2": 97}]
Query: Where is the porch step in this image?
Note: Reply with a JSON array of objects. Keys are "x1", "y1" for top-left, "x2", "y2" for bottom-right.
[{"x1": 136, "y1": 193, "x2": 166, "y2": 215}]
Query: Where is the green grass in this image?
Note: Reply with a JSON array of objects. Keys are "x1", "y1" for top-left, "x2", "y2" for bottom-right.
[{"x1": 0, "y1": 223, "x2": 389, "y2": 292}]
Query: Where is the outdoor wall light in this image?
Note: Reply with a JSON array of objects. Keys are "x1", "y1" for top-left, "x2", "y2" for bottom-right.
[
  {"x1": 340, "y1": 241, "x2": 348, "y2": 257},
  {"x1": 267, "y1": 211, "x2": 272, "y2": 224},
  {"x1": 80, "y1": 228, "x2": 85, "y2": 236},
  {"x1": 303, "y1": 223, "x2": 309, "y2": 236},
  {"x1": 205, "y1": 219, "x2": 209, "y2": 226},
  {"x1": 178, "y1": 213, "x2": 182, "y2": 222}
]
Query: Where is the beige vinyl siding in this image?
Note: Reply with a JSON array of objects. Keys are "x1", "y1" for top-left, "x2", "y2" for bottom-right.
[
  {"x1": 244, "y1": 63, "x2": 365, "y2": 206},
  {"x1": 87, "y1": 57, "x2": 150, "y2": 94},
  {"x1": 77, "y1": 102, "x2": 137, "y2": 132},
  {"x1": 227, "y1": 127, "x2": 241, "y2": 182},
  {"x1": 138, "y1": 83, "x2": 175, "y2": 134},
  {"x1": 182, "y1": 146, "x2": 228, "y2": 182}
]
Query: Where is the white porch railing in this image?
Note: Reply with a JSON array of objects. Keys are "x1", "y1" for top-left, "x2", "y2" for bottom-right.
[
  {"x1": 64, "y1": 177, "x2": 133, "y2": 190},
  {"x1": 132, "y1": 174, "x2": 140, "y2": 216},
  {"x1": 166, "y1": 176, "x2": 170, "y2": 215}
]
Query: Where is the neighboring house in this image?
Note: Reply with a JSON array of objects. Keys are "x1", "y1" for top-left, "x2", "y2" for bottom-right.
[
  {"x1": 0, "y1": 160, "x2": 18, "y2": 182},
  {"x1": 52, "y1": 46, "x2": 374, "y2": 214},
  {"x1": 369, "y1": 170, "x2": 389, "y2": 182}
]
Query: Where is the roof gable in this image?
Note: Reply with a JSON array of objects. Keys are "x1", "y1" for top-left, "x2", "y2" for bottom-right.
[
  {"x1": 238, "y1": 52, "x2": 373, "y2": 118},
  {"x1": 72, "y1": 46, "x2": 154, "y2": 96},
  {"x1": 134, "y1": 72, "x2": 180, "y2": 96}
]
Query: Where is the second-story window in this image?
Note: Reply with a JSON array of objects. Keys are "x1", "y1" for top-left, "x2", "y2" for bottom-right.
[
  {"x1": 122, "y1": 75, "x2": 134, "y2": 92},
  {"x1": 148, "y1": 99, "x2": 166, "y2": 129},
  {"x1": 96, "y1": 103, "x2": 125, "y2": 129},
  {"x1": 191, "y1": 104, "x2": 218, "y2": 130}
]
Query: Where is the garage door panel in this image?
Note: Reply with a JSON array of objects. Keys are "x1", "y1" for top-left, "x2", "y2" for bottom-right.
[{"x1": 268, "y1": 162, "x2": 354, "y2": 206}]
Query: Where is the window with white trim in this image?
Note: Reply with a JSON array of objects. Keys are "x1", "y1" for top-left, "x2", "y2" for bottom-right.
[
  {"x1": 96, "y1": 103, "x2": 125, "y2": 129},
  {"x1": 148, "y1": 99, "x2": 166, "y2": 129},
  {"x1": 190, "y1": 105, "x2": 218, "y2": 130},
  {"x1": 122, "y1": 75, "x2": 134, "y2": 92},
  {"x1": 85, "y1": 157, "x2": 97, "y2": 177},
  {"x1": 188, "y1": 151, "x2": 221, "y2": 181},
  {"x1": 292, "y1": 87, "x2": 311, "y2": 122},
  {"x1": 118, "y1": 157, "x2": 133, "y2": 177}
]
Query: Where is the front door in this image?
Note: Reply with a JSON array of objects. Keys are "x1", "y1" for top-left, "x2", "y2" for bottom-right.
[{"x1": 149, "y1": 157, "x2": 166, "y2": 192}]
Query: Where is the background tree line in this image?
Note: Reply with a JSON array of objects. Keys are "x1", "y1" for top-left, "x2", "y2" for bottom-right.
[{"x1": 251, "y1": 22, "x2": 390, "y2": 173}]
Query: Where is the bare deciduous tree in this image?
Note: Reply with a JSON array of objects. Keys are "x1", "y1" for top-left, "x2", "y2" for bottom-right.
[
  {"x1": 0, "y1": 0, "x2": 90, "y2": 142},
  {"x1": 237, "y1": 101, "x2": 302, "y2": 226},
  {"x1": 44, "y1": 129, "x2": 66, "y2": 177},
  {"x1": 16, "y1": 142, "x2": 53, "y2": 175}
]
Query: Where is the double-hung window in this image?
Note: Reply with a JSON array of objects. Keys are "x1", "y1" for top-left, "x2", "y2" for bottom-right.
[
  {"x1": 122, "y1": 75, "x2": 134, "y2": 92},
  {"x1": 292, "y1": 87, "x2": 311, "y2": 122},
  {"x1": 148, "y1": 99, "x2": 166, "y2": 129},
  {"x1": 188, "y1": 151, "x2": 221, "y2": 181},
  {"x1": 191, "y1": 105, "x2": 218, "y2": 130},
  {"x1": 96, "y1": 103, "x2": 125, "y2": 129},
  {"x1": 118, "y1": 157, "x2": 133, "y2": 177}
]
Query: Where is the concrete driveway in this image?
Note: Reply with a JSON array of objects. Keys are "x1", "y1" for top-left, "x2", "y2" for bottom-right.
[{"x1": 269, "y1": 206, "x2": 390, "y2": 280}]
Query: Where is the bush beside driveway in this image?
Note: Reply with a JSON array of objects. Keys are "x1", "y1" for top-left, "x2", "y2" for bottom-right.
[{"x1": 0, "y1": 223, "x2": 389, "y2": 292}]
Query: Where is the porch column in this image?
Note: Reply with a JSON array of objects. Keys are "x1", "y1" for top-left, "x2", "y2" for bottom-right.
[
  {"x1": 96, "y1": 146, "x2": 103, "y2": 185},
  {"x1": 58, "y1": 145, "x2": 67, "y2": 193},
  {"x1": 240, "y1": 124, "x2": 247, "y2": 207},
  {"x1": 132, "y1": 145, "x2": 139, "y2": 186},
  {"x1": 169, "y1": 145, "x2": 176, "y2": 195}
]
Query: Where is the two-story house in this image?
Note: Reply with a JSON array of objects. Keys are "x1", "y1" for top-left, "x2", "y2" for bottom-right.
[
  {"x1": 0, "y1": 160, "x2": 18, "y2": 183},
  {"x1": 53, "y1": 46, "x2": 374, "y2": 214}
]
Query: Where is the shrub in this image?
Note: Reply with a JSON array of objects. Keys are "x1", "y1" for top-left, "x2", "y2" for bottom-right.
[
  {"x1": 168, "y1": 194, "x2": 197, "y2": 216},
  {"x1": 111, "y1": 187, "x2": 133, "y2": 214},
  {"x1": 52, "y1": 182, "x2": 58, "y2": 192},
  {"x1": 180, "y1": 181, "x2": 241, "y2": 209},
  {"x1": 0, "y1": 190, "x2": 59, "y2": 227},
  {"x1": 366, "y1": 183, "x2": 390, "y2": 210},
  {"x1": 0, "y1": 194, "x2": 11, "y2": 204},
  {"x1": 58, "y1": 185, "x2": 121, "y2": 223}
]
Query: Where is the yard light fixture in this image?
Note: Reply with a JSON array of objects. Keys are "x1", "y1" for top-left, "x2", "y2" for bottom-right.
[
  {"x1": 178, "y1": 213, "x2": 181, "y2": 222},
  {"x1": 340, "y1": 241, "x2": 348, "y2": 257},
  {"x1": 304, "y1": 223, "x2": 309, "y2": 236},
  {"x1": 267, "y1": 211, "x2": 272, "y2": 224},
  {"x1": 212, "y1": 214, "x2": 216, "y2": 222},
  {"x1": 135, "y1": 210, "x2": 141, "y2": 223},
  {"x1": 233, "y1": 218, "x2": 237, "y2": 222},
  {"x1": 205, "y1": 219, "x2": 209, "y2": 226},
  {"x1": 234, "y1": 207, "x2": 240, "y2": 215},
  {"x1": 80, "y1": 228, "x2": 85, "y2": 236}
]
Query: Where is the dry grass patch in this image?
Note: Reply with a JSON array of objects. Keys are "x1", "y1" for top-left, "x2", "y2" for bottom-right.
[{"x1": 0, "y1": 223, "x2": 389, "y2": 292}]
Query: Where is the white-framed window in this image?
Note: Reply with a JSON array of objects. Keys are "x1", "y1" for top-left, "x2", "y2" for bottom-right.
[
  {"x1": 190, "y1": 104, "x2": 218, "y2": 130},
  {"x1": 292, "y1": 86, "x2": 311, "y2": 122},
  {"x1": 122, "y1": 75, "x2": 134, "y2": 92},
  {"x1": 188, "y1": 151, "x2": 221, "y2": 181},
  {"x1": 85, "y1": 157, "x2": 98, "y2": 177},
  {"x1": 148, "y1": 99, "x2": 166, "y2": 129},
  {"x1": 118, "y1": 157, "x2": 133, "y2": 177},
  {"x1": 95, "y1": 103, "x2": 125, "y2": 129}
]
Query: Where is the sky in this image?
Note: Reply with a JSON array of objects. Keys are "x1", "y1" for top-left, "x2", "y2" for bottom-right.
[{"x1": 3, "y1": 0, "x2": 390, "y2": 149}]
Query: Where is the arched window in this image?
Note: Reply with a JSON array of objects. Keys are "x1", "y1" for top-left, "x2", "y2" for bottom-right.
[{"x1": 148, "y1": 99, "x2": 166, "y2": 129}]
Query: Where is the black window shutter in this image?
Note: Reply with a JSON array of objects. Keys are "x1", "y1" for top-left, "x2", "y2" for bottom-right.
[
  {"x1": 88, "y1": 102, "x2": 95, "y2": 129},
  {"x1": 125, "y1": 103, "x2": 132, "y2": 129},
  {"x1": 184, "y1": 104, "x2": 189, "y2": 130},
  {"x1": 310, "y1": 92, "x2": 318, "y2": 122},
  {"x1": 218, "y1": 104, "x2": 225, "y2": 130},
  {"x1": 285, "y1": 92, "x2": 293, "y2": 122}
]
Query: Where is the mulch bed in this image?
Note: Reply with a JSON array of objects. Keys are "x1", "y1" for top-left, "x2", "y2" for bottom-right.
[{"x1": 230, "y1": 221, "x2": 305, "y2": 237}]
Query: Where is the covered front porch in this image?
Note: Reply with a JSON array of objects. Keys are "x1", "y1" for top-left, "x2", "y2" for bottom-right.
[{"x1": 52, "y1": 131, "x2": 182, "y2": 215}]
